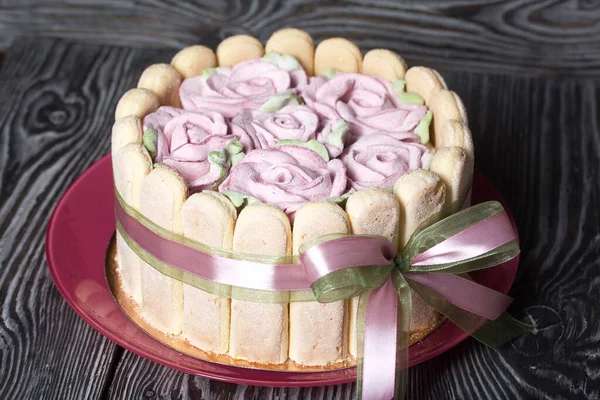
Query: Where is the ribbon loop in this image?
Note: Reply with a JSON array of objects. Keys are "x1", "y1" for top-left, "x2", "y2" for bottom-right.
[
  {"x1": 300, "y1": 234, "x2": 397, "y2": 303},
  {"x1": 402, "y1": 201, "x2": 510, "y2": 269}
]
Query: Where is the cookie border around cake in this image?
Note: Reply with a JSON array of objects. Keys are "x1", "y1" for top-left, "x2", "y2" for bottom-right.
[{"x1": 110, "y1": 28, "x2": 474, "y2": 371}]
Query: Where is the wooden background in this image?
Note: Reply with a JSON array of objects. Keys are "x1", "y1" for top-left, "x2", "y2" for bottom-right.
[{"x1": 0, "y1": 1, "x2": 599, "y2": 399}]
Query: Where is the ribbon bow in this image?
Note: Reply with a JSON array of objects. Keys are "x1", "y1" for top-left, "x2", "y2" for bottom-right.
[
  {"x1": 114, "y1": 191, "x2": 532, "y2": 400},
  {"x1": 299, "y1": 201, "x2": 531, "y2": 400}
]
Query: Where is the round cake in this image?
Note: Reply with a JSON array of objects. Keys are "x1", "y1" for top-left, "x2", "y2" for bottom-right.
[{"x1": 110, "y1": 28, "x2": 473, "y2": 371}]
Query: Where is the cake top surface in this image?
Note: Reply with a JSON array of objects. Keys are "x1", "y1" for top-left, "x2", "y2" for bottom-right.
[{"x1": 141, "y1": 53, "x2": 433, "y2": 215}]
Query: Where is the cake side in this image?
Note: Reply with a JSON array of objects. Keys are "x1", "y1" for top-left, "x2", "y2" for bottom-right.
[
  {"x1": 110, "y1": 28, "x2": 474, "y2": 370},
  {"x1": 108, "y1": 235, "x2": 445, "y2": 371}
]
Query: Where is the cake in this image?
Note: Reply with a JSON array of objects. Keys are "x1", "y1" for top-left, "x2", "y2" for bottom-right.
[{"x1": 110, "y1": 28, "x2": 473, "y2": 370}]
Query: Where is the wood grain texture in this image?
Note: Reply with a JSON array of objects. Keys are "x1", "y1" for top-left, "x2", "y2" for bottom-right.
[
  {"x1": 108, "y1": 351, "x2": 355, "y2": 399},
  {"x1": 0, "y1": 0, "x2": 600, "y2": 75},
  {"x1": 0, "y1": 38, "x2": 124, "y2": 400},
  {"x1": 0, "y1": 6, "x2": 599, "y2": 400}
]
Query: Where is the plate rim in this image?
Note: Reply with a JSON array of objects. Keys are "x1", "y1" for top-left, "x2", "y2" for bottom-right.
[{"x1": 45, "y1": 154, "x2": 519, "y2": 387}]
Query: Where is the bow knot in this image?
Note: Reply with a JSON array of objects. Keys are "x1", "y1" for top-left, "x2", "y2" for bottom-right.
[{"x1": 394, "y1": 253, "x2": 412, "y2": 273}]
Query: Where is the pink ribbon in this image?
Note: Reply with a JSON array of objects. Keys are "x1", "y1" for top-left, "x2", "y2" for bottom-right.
[
  {"x1": 116, "y1": 199, "x2": 311, "y2": 291},
  {"x1": 301, "y1": 236, "x2": 396, "y2": 283},
  {"x1": 410, "y1": 212, "x2": 515, "y2": 267},
  {"x1": 405, "y1": 273, "x2": 511, "y2": 320},
  {"x1": 363, "y1": 277, "x2": 399, "y2": 400},
  {"x1": 115, "y1": 196, "x2": 518, "y2": 400}
]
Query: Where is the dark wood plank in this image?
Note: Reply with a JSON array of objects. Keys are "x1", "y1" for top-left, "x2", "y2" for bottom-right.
[
  {"x1": 1, "y1": 29, "x2": 599, "y2": 400},
  {"x1": 0, "y1": 38, "x2": 128, "y2": 399},
  {"x1": 407, "y1": 72, "x2": 600, "y2": 400},
  {"x1": 1, "y1": 1, "x2": 600, "y2": 75},
  {"x1": 107, "y1": 350, "x2": 356, "y2": 399}
]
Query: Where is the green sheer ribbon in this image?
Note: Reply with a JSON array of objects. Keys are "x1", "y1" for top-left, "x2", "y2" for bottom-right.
[
  {"x1": 302, "y1": 201, "x2": 532, "y2": 399},
  {"x1": 115, "y1": 189, "x2": 532, "y2": 399}
]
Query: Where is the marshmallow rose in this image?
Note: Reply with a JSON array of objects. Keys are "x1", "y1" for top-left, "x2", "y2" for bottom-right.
[
  {"x1": 143, "y1": 107, "x2": 243, "y2": 192},
  {"x1": 301, "y1": 74, "x2": 427, "y2": 140},
  {"x1": 232, "y1": 105, "x2": 319, "y2": 150},
  {"x1": 232, "y1": 104, "x2": 349, "y2": 158},
  {"x1": 341, "y1": 132, "x2": 432, "y2": 190},
  {"x1": 179, "y1": 58, "x2": 308, "y2": 118},
  {"x1": 219, "y1": 146, "x2": 347, "y2": 213}
]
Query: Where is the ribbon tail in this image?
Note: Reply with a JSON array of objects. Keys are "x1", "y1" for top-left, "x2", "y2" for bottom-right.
[
  {"x1": 357, "y1": 276, "x2": 410, "y2": 400},
  {"x1": 407, "y1": 277, "x2": 533, "y2": 348},
  {"x1": 468, "y1": 312, "x2": 534, "y2": 348},
  {"x1": 355, "y1": 291, "x2": 368, "y2": 399},
  {"x1": 392, "y1": 271, "x2": 411, "y2": 400}
]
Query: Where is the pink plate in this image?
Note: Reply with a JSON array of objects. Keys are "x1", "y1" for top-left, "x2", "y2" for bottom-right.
[{"x1": 46, "y1": 154, "x2": 519, "y2": 387}]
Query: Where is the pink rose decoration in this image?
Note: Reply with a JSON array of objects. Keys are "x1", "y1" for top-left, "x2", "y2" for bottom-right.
[
  {"x1": 219, "y1": 146, "x2": 347, "y2": 213},
  {"x1": 301, "y1": 74, "x2": 428, "y2": 140},
  {"x1": 232, "y1": 105, "x2": 319, "y2": 150},
  {"x1": 143, "y1": 107, "x2": 240, "y2": 191},
  {"x1": 179, "y1": 59, "x2": 308, "y2": 118},
  {"x1": 341, "y1": 132, "x2": 432, "y2": 190}
]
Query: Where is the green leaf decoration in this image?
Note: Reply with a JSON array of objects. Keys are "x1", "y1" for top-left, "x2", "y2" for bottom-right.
[
  {"x1": 207, "y1": 150, "x2": 228, "y2": 190},
  {"x1": 392, "y1": 78, "x2": 424, "y2": 105},
  {"x1": 327, "y1": 192, "x2": 352, "y2": 207},
  {"x1": 397, "y1": 92, "x2": 425, "y2": 105},
  {"x1": 208, "y1": 150, "x2": 227, "y2": 165},
  {"x1": 327, "y1": 120, "x2": 349, "y2": 149},
  {"x1": 259, "y1": 93, "x2": 303, "y2": 113},
  {"x1": 143, "y1": 128, "x2": 158, "y2": 159},
  {"x1": 221, "y1": 190, "x2": 262, "y2": 208},
  {"x1": 391, "y1": 78, "x2": 407, "y2": 92},
  {"x1": 276, "y1": 139, "x2": 330, "y2": 162},
  {"x1": 263, "y1": 52, "x2": 302, "y2": 71},
  {"x1": 414, "y1": 111, "x2": 433, "y2": 145},
  {"x1": 229, "y1": 152, "x2": 245, "y2": 166},
  {"x1": 322, "y1": 68, "x2": 337, "y2": 79},
  {"x1": 201, "y1": 67, "x2": 217, "y2": 82},
  {"x1": 223, "y1": 140, "x2": 245, "y2": 165}
]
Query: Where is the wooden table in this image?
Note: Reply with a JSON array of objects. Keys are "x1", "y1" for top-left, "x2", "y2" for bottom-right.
[{"x1": 1, "y1": 1, "x2": 598, "y2": 399}]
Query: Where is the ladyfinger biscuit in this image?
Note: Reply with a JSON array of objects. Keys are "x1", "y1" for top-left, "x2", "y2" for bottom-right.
[
  {"x1": 171, "y1": 45, "x2": 217, "y2": 79},
  {"x1": 437, "y1": 120, "x2": 474, "y2": 203},
  {"x1": 345, "y1": 189, "x2": 401, "y2": 357},
  {"x1": 229, "y1": 204, "x2": 291, "y2": 364},
  {"x1": 113, "y1": 143, "x2": 152, "y2": 206},
  {"x1": 430, "y1": 147, "x2": 470, "y2": 205},
  {"x1": 432, "y1": 69, "x2": 448, "y2": 90},
  {"x1": 393, "y1": 170, "x2": 447, "y2": 335},
  {"x1": 111, "y1": 115, "x2": 143, "y2": 168},
  {"x1": 393, "y1": 169, "x2": 446, "y2": 250},
  {"x1": 437, "y1": 120, "x2": 474, "y2": 161},
  {"x1": 113, "y1": 143, "x2": 152, "y2": 304},
  {"x1": 314, "y1": 38, "x2": 362, "y2": 75},
  {"x1": 217, "y1": 35, "x2": 264, "y2": 67},
  {"x1": 139, "y1": 166, "x2": 188, "y2": 335},
  {"x1": 405, "y1": 66, "x2": 447, "y2": 104},
  {"x1": 346, "y1": 189, "x2": 401, "y2": 249},
  {"x1": 362, "y1": 49, "x2": 407, "y2": 81},
  {"x1": 266, "y1": 28, "x2": 315, "y2": 75},
  {"x1": 181, "y1": 192, "x2": 236, "y2": 353},
  {"x1": 290, "y1": 202, "x2": 350, "y2": 366},
  {"x1": 428, "y1": 90, "x2": 468, "y2": 147},
  {"x1": 115, "y1": 88, "x2": 160, "y2": 121},
  {"x1": 137, "y1": 64, "x2": 183, "y2": 108}
]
